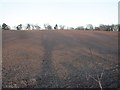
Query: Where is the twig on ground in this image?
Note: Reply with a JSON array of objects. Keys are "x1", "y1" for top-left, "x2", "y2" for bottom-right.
[
  {"x1": 88, "y1": 48, "x2": 104, "y2": 90},
  {"x1": 88, "y1": 72, "x2": 103, "y2": 90}
]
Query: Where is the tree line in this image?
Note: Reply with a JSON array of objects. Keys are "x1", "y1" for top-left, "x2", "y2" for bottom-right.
[{"x1": 0, "y1": 23, "x2": 119, "y2": 31}]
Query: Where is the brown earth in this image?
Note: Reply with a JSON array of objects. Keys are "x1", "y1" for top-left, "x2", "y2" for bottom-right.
[{"x1": 2, "y1": 30, "x2": 119, "y2": 88}]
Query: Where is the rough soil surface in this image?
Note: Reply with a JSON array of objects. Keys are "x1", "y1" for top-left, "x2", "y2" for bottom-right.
[{"x1": 2, "y1": 30, "x2": 119, "y2": 88}]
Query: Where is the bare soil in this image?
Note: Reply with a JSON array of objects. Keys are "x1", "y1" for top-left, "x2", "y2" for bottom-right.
[{"x1": 2, "y1": 30, "x2": 119, "y2": 88}]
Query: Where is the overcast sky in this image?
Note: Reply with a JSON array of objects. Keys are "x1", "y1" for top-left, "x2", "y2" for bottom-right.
[{"x1": 0, "y1": 0, "x2": 119, "y2": 28}]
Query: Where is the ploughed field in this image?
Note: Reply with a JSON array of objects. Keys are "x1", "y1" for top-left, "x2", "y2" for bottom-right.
[{"x1": 2, "y1": 30, "x2": 119, "y2": 88}]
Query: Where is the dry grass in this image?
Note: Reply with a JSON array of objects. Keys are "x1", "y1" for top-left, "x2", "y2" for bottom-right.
[{"x1": 2, "y1": 30, "x2": 119, "y2": 88}]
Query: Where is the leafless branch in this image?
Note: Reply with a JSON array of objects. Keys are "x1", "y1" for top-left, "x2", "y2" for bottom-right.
[{"x1": 88, "y1": 48, "x2": 104, "y2": 90}]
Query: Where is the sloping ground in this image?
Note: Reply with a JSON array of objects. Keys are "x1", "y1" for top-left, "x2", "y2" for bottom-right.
[{"x1": 2, "y1": 30, "x2": 119, "y2": 88}]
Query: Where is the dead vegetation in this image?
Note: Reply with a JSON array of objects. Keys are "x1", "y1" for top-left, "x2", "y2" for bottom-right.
[{"x1": 2, "y1": 30, "x2": 119, "y2": 88}]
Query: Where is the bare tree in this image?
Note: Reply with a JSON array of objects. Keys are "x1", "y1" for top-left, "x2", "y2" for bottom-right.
[
  {"x1": 47, "y1": 25, "x2": 52, "y2": 30},
  {"x1": 35, "y1": 25, "x2": 41, "y2": 30},
  {"x1": 94, "y1": 27, "x2": 100, "y2": 31},
  {"x1": 16, "y1": 24, "x2": 22, "y2": 30},
  {"x1": 99, "y1": 24, "x2": 113, "y2": 31},
  {"x1": 112, "y1": 24, "x2": 118, "y2": 31},
  {"x1": 59, "y1": 25, "x2": 65, "y2": 30},
  {"x1": 69, "y1": 27, "x2": 74, "y2": 30},
  {"x1": 75, "y1": 26, "x2": 84, "y2": 30},
  {"x1": 31, "y1": 24, "x2": 35, "y2": 30},
  {"x1": 26, "y1": 24, "x2": 31, "y2": 30},
  {"x1": 44, "y1": 24, "x2": 47, "y2": 30},
  {"x1": 44, "y1": 24, "x2": 52, "y2": 30},
  {"x1": 99, "y1": 24, "x2": 107, "y2": 31},
  {"x1": 86, "y1": 24, "x2": 93, "y2": 30},
  {"x1": 106, "y1": 25, "x2": 112, "y2": 31}
]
